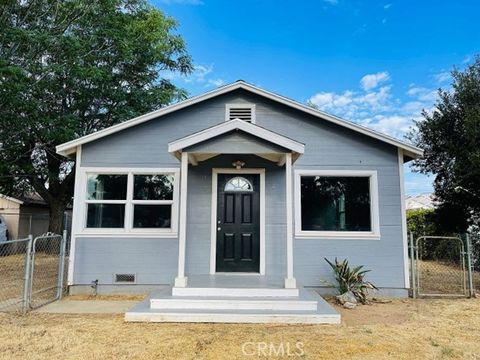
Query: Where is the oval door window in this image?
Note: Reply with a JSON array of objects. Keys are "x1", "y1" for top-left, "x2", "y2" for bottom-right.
[{"x1": 224, "y1": 176, "x2": 254, "y2": 192}]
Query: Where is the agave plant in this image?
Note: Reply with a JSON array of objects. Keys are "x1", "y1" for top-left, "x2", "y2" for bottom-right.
[{"x1": 324, "y1": 257, "x2": 378, "y2": 304}]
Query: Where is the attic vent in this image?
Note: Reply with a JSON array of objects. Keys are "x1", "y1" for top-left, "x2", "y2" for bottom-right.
[
  {"x1": 114, "y1": 273, "x2": 135, "y2": 283},
  {"x1": 226, "y1": 104, "x2": 255, "y2": 123}
]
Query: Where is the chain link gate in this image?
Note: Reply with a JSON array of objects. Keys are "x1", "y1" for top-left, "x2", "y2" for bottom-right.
[
  {"x1": 0, "y1": 231, "x2": 67, "y2": 313},
  {"x1": 409, "y1": 234, "x2": 475, "y2": 298},
  {"x1": 0, "y1": 237, "x2": 32, "y2": 312},
  {"x1": 27, "y1": 233, "x2": 67, "y2": 309}
]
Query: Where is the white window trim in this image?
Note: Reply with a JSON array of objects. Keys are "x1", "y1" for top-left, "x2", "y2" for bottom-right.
[
  {"x1": 75, "y1": 167, "x2": 180, "y2": 237},
  {"x1": 294, "y1": 169, "x2": 380, "y2": 240},
  {"x1": 225, "y1": 103, "x2": 256, "y2": 123}
]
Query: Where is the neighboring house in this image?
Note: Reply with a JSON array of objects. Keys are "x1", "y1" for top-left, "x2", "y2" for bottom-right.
[
  {"x1": 0, "y1": 194, "x2": 50, "y2": 239},
  {"x1": 56, "y1": 81, "x2": 422, "y2": 323},
  {"x1": 406, "y1": 193, "x2": 435, "y2": 210}
]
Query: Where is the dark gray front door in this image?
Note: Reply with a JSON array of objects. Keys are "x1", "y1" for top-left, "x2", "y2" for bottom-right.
[{"x1": 216, "y1": 174, "x2": 260, "y2": 272}]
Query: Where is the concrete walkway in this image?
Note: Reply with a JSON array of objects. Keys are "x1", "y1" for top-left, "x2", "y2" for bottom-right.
[{"x1": 35, "y1": 300, "x2": 138, "y2": 314}]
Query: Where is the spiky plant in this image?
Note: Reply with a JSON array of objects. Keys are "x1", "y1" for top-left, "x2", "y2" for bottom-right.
[{"x1": 324, "y1": 257, "x2": 378, "y2": 304}]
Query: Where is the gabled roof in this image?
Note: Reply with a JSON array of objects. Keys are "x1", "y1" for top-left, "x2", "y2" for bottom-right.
[
  {"x1": 56, "y1": 80, "x2": 423, "y2": 158},
  {"x1": 168, "y1": 119, "x2": 305, "y2": 154}
]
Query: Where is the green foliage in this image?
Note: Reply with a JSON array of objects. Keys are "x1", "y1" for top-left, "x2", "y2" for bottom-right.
[
  {"x1": 324, "y1": 257, "x2": 378, "y2": 304},
  {"x1": 407, "y1": 209, "x2": 438, "y2": 236},
  {"x1": 407, "y1": 209, "x2": 462, "y2": 263},
  {"x1": 407, "y1": 56, "x2": 480, "y2": 232},
  {"x1": 0, "y1": 0, "x2": 192, "y2": 232}
]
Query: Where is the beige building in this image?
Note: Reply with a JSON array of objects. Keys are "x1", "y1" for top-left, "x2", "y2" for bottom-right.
[{"x1": 0, "y1": 194, "x2": 50, "y2": 240}]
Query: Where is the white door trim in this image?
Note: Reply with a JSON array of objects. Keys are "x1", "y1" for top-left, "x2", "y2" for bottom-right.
[{"x1": 210, "y1": 168, "x2": 266, "y2": 275}]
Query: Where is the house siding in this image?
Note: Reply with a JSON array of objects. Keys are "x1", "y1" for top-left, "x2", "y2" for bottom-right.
[
  {"x1": 73, "y1": 238, "x2": 178, "y2": 285},
  {"x1": 74, "y1": 89, "x2": 406, "y2": 291}
]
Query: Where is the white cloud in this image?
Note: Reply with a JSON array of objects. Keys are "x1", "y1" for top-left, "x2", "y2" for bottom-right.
[
  {"x1": 207, "y1": 78, "x2": 225, "y2": 87},
  {"x1": 165, "y1": 63, "x2": 225, "y2": 88},
  {"x1": 323, "y1": 0, "x2": 338, "y2": 4},
  {"x1": 434, "y1": 71, "x2": 450, "y2": 83},
  {"x1": 384, "y1": 3, "x2": 392, "y2": 9},
  {"x1": 407, "y1": 85, "x2": 437, "y2": 102},
  {"x1": 360, "y1": 71, "x2": 390, "y2": 90},
  {"x1": 308, "y1": 71, "x2": 440, "y2": 140},
  {"x1": 462, "y1": 55, "x2": 472, "y2": 64}
]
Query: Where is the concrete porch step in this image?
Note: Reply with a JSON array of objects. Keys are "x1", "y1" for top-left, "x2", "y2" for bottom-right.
[
  {"x1": 172, "y1": 286, "x2": 299, "y2": 298},
  {"x1": 171, "y1": 274, "x2": 299, "y2": 298},
  {"x1": 126, "y1": 290, "x2": 340, "y2": 324},
  {"x1": 150, "y1": 287, "x2": 317, "y2": 311}
]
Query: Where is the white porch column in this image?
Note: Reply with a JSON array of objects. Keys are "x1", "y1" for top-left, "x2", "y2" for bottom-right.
[
  {"x1": 284, "y1": 152, "x2": 297, "y2": 289},
  {"x1": 175, "y1": 151, "x2": 189, "y2": 287}
]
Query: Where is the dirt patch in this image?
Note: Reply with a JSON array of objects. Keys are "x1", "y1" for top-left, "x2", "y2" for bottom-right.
[
  {"x1": 66, "y1": 294, "x2": 147, "y2": 301},
  {"x1": 329, "y1": 298, "x2": 413, "y2": 326},
  {"x1": 0, "y1": 297, "x2": 479, "y2": 359}
]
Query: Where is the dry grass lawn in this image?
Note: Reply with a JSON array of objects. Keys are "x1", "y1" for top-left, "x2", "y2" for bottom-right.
[
  {"x1": 0, "y1": 252, "x2": 62, "y2": 311},
  {"x1": 1, "y1": 297, "x2": 479, "y2": 359},
  {"x1": 416, "y1": 260, "x2": 480, "y2": 295}
]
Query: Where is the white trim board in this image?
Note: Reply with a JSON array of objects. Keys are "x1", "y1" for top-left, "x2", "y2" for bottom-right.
[
  {"x1": 67, "y1": 145, "x2": 82, "y2": 285},
  {"x1": 293, "y1": 169, "x2": 380, "y2": 240},
  {"x1": 210, "y1": 168, "x2": 266, "y2": 275},
  {"x1": 56, "y1": 81, "x2": 423, "y2": 158},
  {"x1": 398, "y1": 149, "x2": 410, "y2": 288}
]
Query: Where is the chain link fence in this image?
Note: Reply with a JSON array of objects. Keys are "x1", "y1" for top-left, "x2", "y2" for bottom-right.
[
  {"x1": 0, "y1": 237, "x2": 31, "y2": 312},
  {"x1": 409, "y1": 233, "x2": 476, "y2": 298},
  {"x1": 469, "y1": 230, "x2": 480, "y2": 292},
  {"x1": 0, "y1": 231, "x2": 67, "y2": 313}
]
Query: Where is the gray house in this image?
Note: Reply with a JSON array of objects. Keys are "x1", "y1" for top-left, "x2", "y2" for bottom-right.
[{"x1": 56, "y1": 81, "x2": 422, "y2": 323}]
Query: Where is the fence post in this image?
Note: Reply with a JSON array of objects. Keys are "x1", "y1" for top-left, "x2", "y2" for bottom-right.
[
  {"x1": 22, "y1": 235, "x2": 33, "y2": 314},
  {"x1": 465, "y1": 233, "x2": 475, "y2": 298},
  {"x1": 56, "y1": 230, "x2": 68, "y2": 300},
  {"x1": 409, "y1": 233, "x2": 417, "y2": 299}
]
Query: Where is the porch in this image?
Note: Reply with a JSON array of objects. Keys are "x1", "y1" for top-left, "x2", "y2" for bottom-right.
[
  {"x1": 169, "y1": 119, "x2": 304, "y2": 289},
  {"x1": 125, "y1": 274, "x2": 340, "y2": 324},
  {"x1": 125, "y1": 120, "x2": 340, "y2": 323}
]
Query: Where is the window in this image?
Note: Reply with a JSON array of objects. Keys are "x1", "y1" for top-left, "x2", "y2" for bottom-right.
[
  {"x1": 295, "y1": 170, "x2": 379, "y2": 238},
  {"x1": 86, "y1": 175, "x2": 127, "y2": 228},
  {"x1": 83, "y1": 169, "x2": 179, "y2": 234},
  {"x1": 225, "y1": 103, "x2": 255, "y2": 123},
  {"x1": 224, "y1": 176, "x2": 254, "y2": 192},
  {"x1": 132, "y1": 175, "x2": 174, "y2": 229}
]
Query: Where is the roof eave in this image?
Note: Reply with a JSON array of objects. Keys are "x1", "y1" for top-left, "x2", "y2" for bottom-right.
[{"x1": 56, "y1": 80, "x2": 423, "y2": 158}]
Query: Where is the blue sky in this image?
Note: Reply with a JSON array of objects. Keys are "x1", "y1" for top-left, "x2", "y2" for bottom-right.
[{"x1": 152, "y1": 0, "x2": 479, "y2": 195}]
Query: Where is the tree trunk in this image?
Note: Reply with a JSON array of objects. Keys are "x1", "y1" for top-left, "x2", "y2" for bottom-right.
[{"x1": 48, "y1": 202, "x2": 66, "y2": 235}]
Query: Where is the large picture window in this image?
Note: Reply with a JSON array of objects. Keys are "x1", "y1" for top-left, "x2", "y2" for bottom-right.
[
  {"x1": 83, "y1": 169, "x2": 179, "y2": 234},
  {"x1": 295, "y1": 170, "x2": 379, "y2": 238}
]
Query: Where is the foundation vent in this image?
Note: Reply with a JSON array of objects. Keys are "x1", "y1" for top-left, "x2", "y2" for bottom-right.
[{"x1": 114, "y1": 273, "x2": 136, "y2": 283}]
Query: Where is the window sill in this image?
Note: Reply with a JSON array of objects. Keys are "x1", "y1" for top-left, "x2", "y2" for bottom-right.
[
  {"x1": 75, "y1": 232, "x2": 178, "y2": 239},
  {"x1": 295, "y1": 232, "x2": 380, "y2": 240}
]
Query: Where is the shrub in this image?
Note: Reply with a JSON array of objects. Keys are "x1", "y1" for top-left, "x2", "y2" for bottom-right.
[{"x1": 324, "y1": 258, "x2": 378, "y2": 304}]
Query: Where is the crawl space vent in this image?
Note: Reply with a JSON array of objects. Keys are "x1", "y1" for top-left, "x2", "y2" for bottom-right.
[{"x1": 115, "y1": 273, "x2": 135, "y2": 283}]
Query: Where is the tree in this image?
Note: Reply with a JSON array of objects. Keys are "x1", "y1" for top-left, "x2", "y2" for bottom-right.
[
  {"x1": 407, "y1": 56, "x2": 480, "y2": 232},
  {"x1": 0, "y1": 0, "x2": 192, "y2": 233}
]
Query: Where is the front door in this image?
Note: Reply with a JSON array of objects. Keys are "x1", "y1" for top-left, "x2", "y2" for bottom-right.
[{"x1": 216, "y1": 174, "x2": 260, "y2": 272}]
